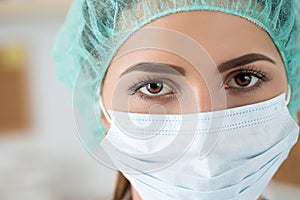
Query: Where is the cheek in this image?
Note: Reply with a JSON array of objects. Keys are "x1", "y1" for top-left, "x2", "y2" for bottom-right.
[
  {"x1": 101, "y1": 68, "x2": 118, "y2": 111},
  {"x1": 101, "y1": 83, "x2": 112, "y2": 110},
  {"x1": 265, "y1": 65, "x2": 288, "y2": 94},
  {"x1": 127, "y1": 96, "x2": 182, "y2": 113}
]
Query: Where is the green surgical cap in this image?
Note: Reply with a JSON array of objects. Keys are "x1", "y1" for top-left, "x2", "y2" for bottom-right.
[{"x1": 53, "y1": 0, "x2": 300, "y2": 148}]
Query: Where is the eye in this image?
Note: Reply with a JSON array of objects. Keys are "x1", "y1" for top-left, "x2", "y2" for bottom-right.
[
  {"x1": 127, "y1": 76, "x2": 179, "y2": 101},
  {"x1": 139, "y1": 82, "x2": 173, "y2": 97},
  {"x1": 227, "y1": 73, "x2": 259, "y2": 88},
  {"x1": 224, "y1": 66, "x2": 269, "y2": 92}
]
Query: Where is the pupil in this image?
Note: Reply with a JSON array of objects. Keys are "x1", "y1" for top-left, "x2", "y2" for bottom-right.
[
  {"x1": 147, "y1": 82, "x2": 163, "y2": 94},
  {"x1": 235, "y1": 73, "x2": 251, "y2": 87}
]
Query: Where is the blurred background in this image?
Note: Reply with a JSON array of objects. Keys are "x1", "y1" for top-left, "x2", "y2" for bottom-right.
[
  {"x1": 0, "y1": 0, "x2": 116, "y2": 200},
  {"x1": 0, "y1": 0, "x2": 299, "y2": 200}
]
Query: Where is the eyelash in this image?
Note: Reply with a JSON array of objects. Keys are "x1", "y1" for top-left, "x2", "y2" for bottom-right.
[
  {"x1": 223, "y1": 65, "x2": 271, "y2": 95},
  {"x1": 127, "y1": 75, "x2": 178, "y2": 101}
]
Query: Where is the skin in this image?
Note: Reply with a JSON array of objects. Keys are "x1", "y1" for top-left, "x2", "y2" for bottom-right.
[{"x1": 101, "y1": 11, "x2": 289, "y2": 200}]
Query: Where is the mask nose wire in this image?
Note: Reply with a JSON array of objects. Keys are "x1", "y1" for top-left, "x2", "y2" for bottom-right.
[
  {"x1": 286, "y1": 85, "x2": 291, "y2": 106},
  {"x1": 99, "y1": 95, "x2": 112, "y2": 124}
]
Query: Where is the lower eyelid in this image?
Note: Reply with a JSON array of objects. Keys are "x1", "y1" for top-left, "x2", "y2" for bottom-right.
[
  {"x1": 134, "y1": 90, "x2": 177, "y2": 102},
  {"x1": 226, "y1": 81, "x2": 264, "y2": 95}
]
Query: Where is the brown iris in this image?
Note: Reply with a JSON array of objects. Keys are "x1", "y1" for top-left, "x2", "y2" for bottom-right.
[
  {"x1": 234, "y1": 73, "x2": 252, "y2": 87},
  {"x1": 146, "y1": 82, "x2": 163, "y2": 94}
]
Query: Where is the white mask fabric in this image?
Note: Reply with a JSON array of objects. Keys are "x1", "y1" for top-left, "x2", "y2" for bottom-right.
[{"x1": 99, "y1": 93, "x2": 299, "y2": 200}]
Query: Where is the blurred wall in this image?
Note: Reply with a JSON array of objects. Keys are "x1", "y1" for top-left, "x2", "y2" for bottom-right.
[{"x1": 0, "y1": 2, "x2": 116, "y2": 200}]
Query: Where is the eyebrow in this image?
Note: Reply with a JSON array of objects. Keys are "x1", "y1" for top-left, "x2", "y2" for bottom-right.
[
  {"x1": 218, "y1": 53, "x2": 276, "y2": 73},
  {"x1": 120, "y1": 62, "x2": 186, "y2": 77},
  {"x1": 119, "y1": 53, "x2": 276, "y2": 77}
]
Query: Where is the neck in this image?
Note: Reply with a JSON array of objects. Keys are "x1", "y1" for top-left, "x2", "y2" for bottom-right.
[{"x1": 131, "y1": 186, "x2": 264, "y2": 200}]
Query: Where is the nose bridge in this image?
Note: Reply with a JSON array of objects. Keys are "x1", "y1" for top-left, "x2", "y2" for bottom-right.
[
  {"x1": 195, "y1": 81, "x2": 212, "y2": 112},
  {"x1": 189, "y1": 70, "x2": 227, "y2": 113}
]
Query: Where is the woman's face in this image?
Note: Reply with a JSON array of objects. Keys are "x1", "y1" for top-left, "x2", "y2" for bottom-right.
[{"x1": 101, "y1": 11, "x2": 288, "y2": 126}]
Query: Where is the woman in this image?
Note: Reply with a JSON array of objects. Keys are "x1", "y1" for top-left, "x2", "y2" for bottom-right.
[{"x1": 53, "y1": 0, "x2": 300, "y2": 199}]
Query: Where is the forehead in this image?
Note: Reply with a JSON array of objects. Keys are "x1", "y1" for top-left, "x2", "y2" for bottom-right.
[{"x1": 112, "y1": 11, "x2": 280, "y2": 67}]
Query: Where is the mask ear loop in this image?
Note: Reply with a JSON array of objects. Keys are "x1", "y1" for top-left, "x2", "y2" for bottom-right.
[
  {"x1": 99, "y1": 95, "x2": 112, "y2": 124},
  {"x1": 286, "y1": 85, "x2": 291, "y2": 106}
]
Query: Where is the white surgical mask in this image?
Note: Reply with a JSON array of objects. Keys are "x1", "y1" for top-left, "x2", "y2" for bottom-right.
[{"x1": 99, "y1": 92, "x2": 299, "y2": 200}]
